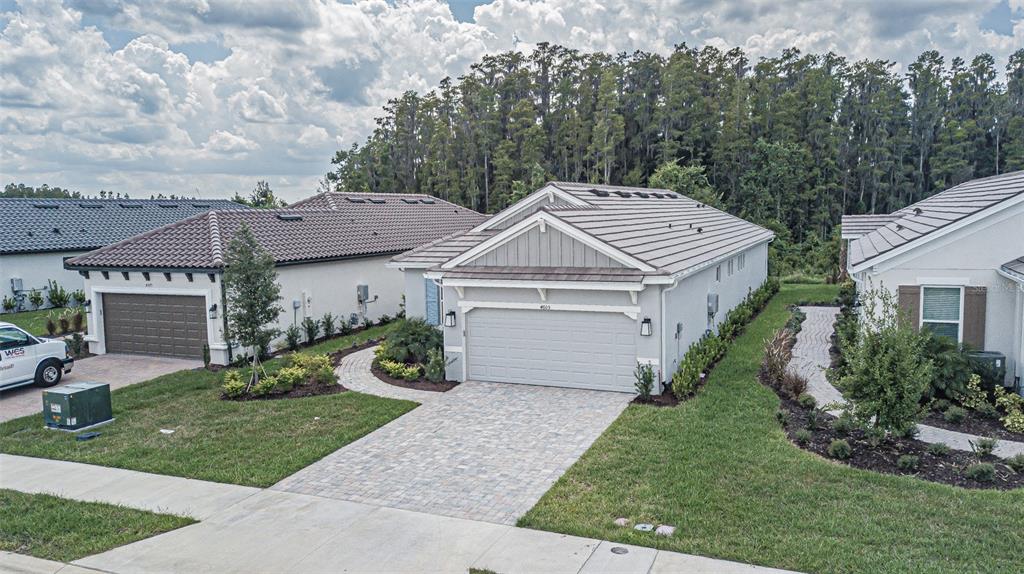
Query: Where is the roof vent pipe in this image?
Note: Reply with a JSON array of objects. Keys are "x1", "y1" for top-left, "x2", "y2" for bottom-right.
[{"x1": 913, "y1": 207, "x2": 922, "y2": 215}]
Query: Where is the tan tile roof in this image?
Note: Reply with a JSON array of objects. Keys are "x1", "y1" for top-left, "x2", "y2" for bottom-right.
[
  {"x1": 849, "y1": 171, "x2": 1024, "y2": 268},
  {"x1": 66, "y1": 198, "x2": 487, "y2": 270}
]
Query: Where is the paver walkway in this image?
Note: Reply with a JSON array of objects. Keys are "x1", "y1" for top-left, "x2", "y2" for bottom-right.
[
  {"x1": 276, "y1": 349, "x2": 632, "y2": 524},
  {"x1": 0, "y1": 354, "x2": 202, "y2": 423},
  {"x1": 338, "y1": 347, "x2": 443, "y2": 403},
  {"x1": 0, "y1": 457, "x2": 798, "y2": 574},
  {"x1": 794, "y1": 306, "x2": 1024, "y2": 458}
]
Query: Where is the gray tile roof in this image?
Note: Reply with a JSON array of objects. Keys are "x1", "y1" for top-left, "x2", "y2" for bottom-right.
[
  {"x1": 291, "y1": 191, "x2": 476, "y2": 214},
  {"x1": 0, "y1": 198, "x2": 247, "y2": 255},
  {"x1": 840, "y1": 214, "x2": 900, "y2": 239},
  {"x1": 66, "y1": 198, "x2": 487, "y2": 270},
  {"x1": 1002, "y1": 257, "x2": 1024, "y2": 281},
  {"x1": 392, "y1": 181, "x2": 773, "y2": 278},
  {"x1": 849, "y1": 171, "x2": 1024, "y2": 268}
]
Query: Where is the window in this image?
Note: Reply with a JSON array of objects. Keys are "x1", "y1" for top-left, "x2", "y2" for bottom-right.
[
  {"x1": 715, "y1": 265, "x2": 721, "y2": 282},
  {"x1": 0, "y1": 327, "x2": 33, "y2": 350},
  {"x1": 921, "y1": 286, "x2": 962, "y2": 342},
  {"x1": 728, "y1": 259, "x2": 734, "y2": 276},
  {"x1": 739, "y1": 253, "x2": 746, "y2": 270}
]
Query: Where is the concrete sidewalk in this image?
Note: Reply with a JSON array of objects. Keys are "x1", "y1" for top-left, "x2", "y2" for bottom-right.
[{"x1": 1, "y1": 456, "x2": 798, "y2": 574}]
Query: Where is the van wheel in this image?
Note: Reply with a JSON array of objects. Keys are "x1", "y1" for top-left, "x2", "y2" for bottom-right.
[{"x1": 35, "y1": 361, "x2": 63, "y2": 387}]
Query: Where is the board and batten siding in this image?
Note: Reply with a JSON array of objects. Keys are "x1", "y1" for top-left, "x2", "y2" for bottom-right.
[{"x1": 463, "y1": 225, "x2": 625, "y2": 268}]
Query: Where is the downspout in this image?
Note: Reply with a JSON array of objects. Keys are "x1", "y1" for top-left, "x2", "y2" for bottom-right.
[
  {"x1": 659, "y1": 277, "x2": 683, "y2": 393},
  {"x1": 220, "y1": 272, "x2": 232, "y2": 364}
]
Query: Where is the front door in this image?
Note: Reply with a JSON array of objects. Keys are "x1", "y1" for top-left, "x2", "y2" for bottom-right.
[{"x1": 0, "y1": 326, "x2": 38, "y2": 386}]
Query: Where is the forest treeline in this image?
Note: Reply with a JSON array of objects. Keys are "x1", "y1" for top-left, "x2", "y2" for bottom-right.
[{"x1": 325, "y1": 44, "x2": 1024, "y2": 276}]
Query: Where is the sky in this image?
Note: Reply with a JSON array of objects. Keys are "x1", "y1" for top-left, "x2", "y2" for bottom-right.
[{"x1": 1, "y1": 0, "x2": 1022, "y2": 203}]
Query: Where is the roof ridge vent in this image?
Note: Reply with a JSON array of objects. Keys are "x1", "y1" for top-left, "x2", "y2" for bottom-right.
[
  {"x1": 587, "y1": 188, "x2": 610, "y2": 197},
  {"x1": 192, "y1": 203, "x2": 211, "y2": 208},
  {"x1": 401, "y1": 198, "x2": 419, "y2": 204},
  {"x1": 276, "y1": 213, "x2": 304, "y2": 221},
  {"x1": 78, "y1": 203, "x2": 103, "y2": 208},
  {"x1": 32, "y1": 203, "x2": 58, "y2": 209},
  {"x1": 345, "y1": 197, "x2": 366, "y2": 204},
  {"x1": 634, "y1": 192, "x2": 650, "y2": 198},
  {"x1": 120, "y1": 203, "x2": 142, "y2": 209},
  {"x1": 419, "y1": 198, "x2": 436, "y2": 204},
  {"x1": 367, "y1": 198, "x2": 386, "y2": 204}
]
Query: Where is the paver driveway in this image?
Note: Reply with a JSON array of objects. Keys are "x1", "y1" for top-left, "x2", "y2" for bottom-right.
[{"x1": 274, "y1": 348, "x2": 632, "y2": 525}]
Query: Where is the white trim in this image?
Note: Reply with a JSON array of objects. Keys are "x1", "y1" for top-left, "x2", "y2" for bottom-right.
[
  {"x1": 470, "y1": 184, "x2": 588, "y2": 232},
  {"x1": 997, "y1": 267, "x2": 1024, "y2": 285},
  {"x1": 637, "y1": 357, "x2": 660, "y2": 366},
  {"x1": 919, "y1": 284, "x2": 964, "y2": 343},
  {"x1": 915, "y1": 277, "x2": 971, "y2": 286},
  {"x1": 385, "y1": 261, "x2": 433, "y2": 270},
  {"x1": 444, "y1": 211, "x2": 655, "y2": 272},
  {"x1": 441, "y1": 278, "x2": 649, "y2": 292},
  {"x1": 89, "y1": 285, "x2": 221, "y2": 356},
  {"x1": 850, "y1": 193, "x2": 1024, "y2": 274},
  {"x1": 457, "y1": 300, "x2": 641, "y2": 320},
  {"x1": 444, "y1": 346, "x2": 463, "y2": 354}
]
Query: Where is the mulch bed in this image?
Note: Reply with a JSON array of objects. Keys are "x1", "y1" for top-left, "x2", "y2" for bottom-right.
[
  {"x1": 777, "y1": 394, "x2": 1023, "y2": 490},
  {"x1": 370, "y1": 362, "x2": 459, "y2": 393},
  {"x1": 226, "y1": 378, "x2": 346, "y2": 401},
  {"x1": 632, "y1": 390, "x2": 680, "y2": 407},
  {"x1": 922, "y1": 410, "x2": 1024, "y2": 443}
]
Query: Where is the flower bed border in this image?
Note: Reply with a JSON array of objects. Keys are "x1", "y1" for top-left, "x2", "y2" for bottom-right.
[{"x1": 369, "y1": 362, "x2": 459, "y2": 393}]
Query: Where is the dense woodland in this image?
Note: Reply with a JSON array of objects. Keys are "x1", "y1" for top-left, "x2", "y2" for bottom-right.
[{"x1": 326, "y1": 44, "x2": 1024, "y2": 277}]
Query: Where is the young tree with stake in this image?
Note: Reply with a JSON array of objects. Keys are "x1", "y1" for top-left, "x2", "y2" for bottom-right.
[{"x1": 223, "y1": 224, "x2": 283, "y2": 391}]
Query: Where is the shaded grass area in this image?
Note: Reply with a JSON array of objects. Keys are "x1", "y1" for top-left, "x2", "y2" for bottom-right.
[
  {"x1": 0, "y1": 489, "x2": 193, "y2": 562},
  {"x1": 0, "y1": 325, "x2": 416, "y2": 487},
  {"x1": 1, "y1": 309, "x2": 56, "y2": 336},
  {"x1": 519, "y1": 284, "x2": 1024, "y2": 574}
]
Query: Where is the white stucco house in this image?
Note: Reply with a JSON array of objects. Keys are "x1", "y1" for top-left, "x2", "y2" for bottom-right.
[
  {"x1": 389, "y1": 182, "x2": 773, "y2": 393},
  {"x1": 64, "y1": 193, "x2": 485, "y2": 364},
  {"x1": 0, "y1": 198, "x2": 245, "y2": 312},
  {"x1": 844, "y1": 170, "x2": 1024, "y2": 392}
]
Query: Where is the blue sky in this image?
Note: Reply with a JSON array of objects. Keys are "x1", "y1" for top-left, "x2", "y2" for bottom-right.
[{"x1": 1, "y1": 0, "x2": 1021, "y2": 201}]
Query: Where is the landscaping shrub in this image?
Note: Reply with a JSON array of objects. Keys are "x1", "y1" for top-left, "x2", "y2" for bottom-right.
[
  {"x1": 781, "y1": 370, "x2": 808, "y2": 399},
  {"x1": 381, "y1": 318, "x2": 442, "y2": 364},
  {"x1": 864, "y1": 426, "x2": 886, "y2": 447},
  {"x1": 964, "y1": 463, "x2": 995, "y2": 482},
  {"x1": 897, "y1": 455, "x2": 920, "y2": 472},
  {"x1": 222, "y1": 372, "x2": 247, "y2": 398},
  {"x1": 634, "y1": 362, "x2": 655, "y2": 401},
  {"x1": 274, "y1": 366, "x2": 306, "y2": 392},
  {"x1": 57, "y1": 310, "x2": 70, "y2": 334},
  {"x1": 28, "y1": 289, "x2": 44, "y2": 310},
  {"x1": 45, "y1": 315, "x2": 57, "y2": 336},
  {"x1": 832, "y1": 411, "x2": 858, "y2": 436},
  {"x1": 793, "y1": 428, "x2": 812, "y2": 445},
  {"x1": 827, "y1": 439, "x2": 852, "y2": 460},
  {"x1": 758, "y1": 329, "x2": 793, "y2": 389},
  {"x1": 976, "y1": 402, "x2": 1000, "y2": 420},
  {"x1": 424, "y1": 348, "x2": 447, "y2": 383},
  {"x1": 1007, "y1": 454, "x2": 1024, "y2": 472},
  {"x1": 1002, "y1": 411, "x2": 1024, "y2": 434},
  {"x1": 957, "y1": 374, "x2": 989, "y2": 411},
  {"x1": 71, "y1": 310, "x2": 84, "y2": 333},
  {"x1": 994, "y1": 386, "x2": 1024, "y2": 433},
  {"x1": 46, "y1": 280, "x2": 70, "y2": 308},
  {"x1": 1, "y1": 295, "x2": 15, "y2": 312},
  {"x1": 926, "y1": 442, "x2": 951, "y2": 456},
  {"x1": 775, "y1": 409, "x2": 790, "y2": 427},
  {"x1": 284, "y1": 325, "x2": 302, "y2": 352},
  {"x1": 932, "y1": 398, "x2": 951, "y2": 412},
  {"x1": 944, "y1": 406, "x2": 967, "y2": 424},
  {"x1": 301, "y1": 317, "x2": 320, "y2": 344},
  {"x1": 321, "y1": 313, "x2": 336, "y2": 339},
  {"x1": 797, "y1": 392, "x2": 816, "y2": 410},
  {"x1": 71, "y1": 289, "x2": 86, "y2": 307},
  {"x1": 68, "y1": 333, "x2": 85, "y2": 358},
  {"x1": 837, "y1": 286, "x2": 933, "y2": 435},
  {"x1": 252, "y1": 375, "x2": 278, "y2": 396},
  {"x1": 784, "y1": 306, "x2": 806, "y2": 334},
  {"x1": 379, "y1": 358, "x2": 422, "y2": 380},
  {"x1": 920, "y1": 329, "x2": 975, "y2": 400},
  {"x1": 805, "y1": 408, "x2": 820, "y2": 430},
  {"x1": 972, "y1": 437, "x2": 998, "y2": 458}
]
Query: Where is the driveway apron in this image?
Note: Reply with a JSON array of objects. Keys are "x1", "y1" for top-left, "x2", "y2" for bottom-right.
[{"x1": 274, "y1": 349, "x2": 631, "y2": 525}]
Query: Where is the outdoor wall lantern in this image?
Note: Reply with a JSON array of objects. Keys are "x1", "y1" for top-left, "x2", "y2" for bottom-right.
[
  {"x1": 208, "y1": 303, "x2": 218, "y2": 319},
  {"x1": 640, "y1": 317, "x2": 653, "y2": 336},
  {"x1": 443, "y1": 310, "x2": 457, "y2": 327}
]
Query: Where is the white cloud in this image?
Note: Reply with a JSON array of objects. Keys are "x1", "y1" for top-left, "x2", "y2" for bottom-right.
[{"x1": 1, "y1": 0, "x2": 1020, "y2": 202}]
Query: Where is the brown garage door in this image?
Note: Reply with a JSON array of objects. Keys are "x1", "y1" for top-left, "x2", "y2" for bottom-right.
[{"x1": 103, "y1": 293, "x2": 208, "y2": 359}]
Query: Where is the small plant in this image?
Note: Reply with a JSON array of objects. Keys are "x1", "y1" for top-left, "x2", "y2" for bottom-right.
[
  {"x1": 926, "y1": 442, "x2": 951, "y2": 457},
  {"x1": 46, "y1": 280, "x2": 69, "y2": 308},
  {"x1": 71, "y1": 289, "x2": 87, "y2": 307},
  {"x1": 381, "y1": 318, "x2": 443, "y2": 364},
  {"x1": 776, "y1": 409, "x2": 790, "y2": 427},
  {"x1": 321, "y1": 312, "x2": 337, "y2": 339},
  {"x1": 897, "y1": 454, "x2": 919, "y2": 472},
  {"x1": 864, "y1": 426, "x2": 886, "y2": 447},
  {"x1": 971, "y1": 437, "x2": 998, "y2": 458},
  {"x1": 975, "y1": 402, "x2": 999, "y2": 420},
  {"x1": 958, "y1": 374, "x2": 988, "y2": 411},
  {"x1": 797, "y1": 392, "x2": 817, "y2": 410},
  {"x1": 1, "y1": 295, "x2": 15, "y2": 312},
  {"x1": 806, "y1": 408, "x2": 821, "y2": 430},
  {"x1": 759, "y1": 329, "x2": 793, "y2": 389},
  {"x1": 301, "y1": 317, "x2": 320, "y2": 344},
  {"x1": 1002, "y1": 411, "x2": 1024, "y2": 434},
  {"x1": 57, "y1": 310, "x2": 70, "y2": 334},
  {"x1": 252, "y1": 375, "x2": 278, "y2": 396},
  {"x1": 274, "y1": 366, "x2": 306, "y2": 392},
  {"x1": 832, "y1": 411, "x2": 857, "y2": 436},
  {"x1": 338, "y1": 319, "x2": 352, "y2": 336},
  {"x1": 793, "y1": 428, "x2": 812, "y2": 445},
  {"x1": 963, "y1": 462, "x2": 995, "y2": 482},
  {"x1": 71, "y1": 310, "x2": 84, "y2": 332},
  {"x1": 68, "y1": 332, "x2": 84, "y2": 357},
  {"x1": 202, "y1": 344, "x2": 211, "y2": 368},
  {"x1": 285, "y1": 324, "x2": 302, "y2": 351},
  {"x1": 379, "y1": 358, "x2": 422, "y2": 380},
  {"x1": 944, "y1": 406, "x2": 967, "y2": 424},
  {"x1": 994, "y1": 386, "x2": 1024, "y2": 433},
  {"x1": 634, "y1": 362, "x2": 655, "y2": 401},
  {"x1": 45, "y1": 314, "x2": 57, "y2": 336},
  {"x1": 781, "y1": 370, "x2": 809, "y2": 399},
  {"x1": 932, "y1": 398, "x2": 951, "y2": 412},
  {"x1": 424, "y1": 348, "x2": 447, "y2": 383},
  {"x1": 378, "y1": 314, "x2": 392, "y2": 326},
  {"x1": 1006, "y1": 454, "x2": 1024, "y2": 472},
  {"x1": 827, "y1": 439, "x2": 852, "y2": 460},
  {"x1": 222, "y1": 371, "x2": 247, "y2": 398},
  {"x1": 28, "y1": 289, "x2": 44, "y2": 310}
]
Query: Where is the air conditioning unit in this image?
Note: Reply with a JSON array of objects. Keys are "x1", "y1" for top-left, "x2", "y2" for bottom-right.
[
  {"x1": 968, "y1": 351, "x2": 1008, "y2": 388},
  {"x1": 43, "y1": 382, "x2": 113, "y2": 431}
]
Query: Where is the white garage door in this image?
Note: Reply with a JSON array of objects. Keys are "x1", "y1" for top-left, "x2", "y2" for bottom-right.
[{"x1": 466, "y1": 308, "x2": 637, "y2": 393}]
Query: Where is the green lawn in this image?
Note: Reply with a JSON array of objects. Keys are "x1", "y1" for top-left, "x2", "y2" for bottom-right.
[
  {"x1": 0, "y1": 324, "x2": 416, "y2": 487},
  {"x1": 0, "y1": 489, "x2": 194, "y2": 562},
  {"x1": 519, "y1": 284, "x2": 1024, "y2": 574},
  {"x1": 1, "y1": 309, "x2": 57, "y2": 336}
]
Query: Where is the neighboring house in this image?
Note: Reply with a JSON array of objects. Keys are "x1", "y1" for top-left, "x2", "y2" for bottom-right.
[
  {"x1": 0, "y1": 198, "x2": 246, "y2": 312},
  {"x1": 845, "y1": 170, "x2": 1024, "y2": 391},
  {"x1": 65, "y1": 193, "x2": 485, "y2": 364},
  {"x1": 389, "y1": 182, "x2": 773, "y2": 393}
]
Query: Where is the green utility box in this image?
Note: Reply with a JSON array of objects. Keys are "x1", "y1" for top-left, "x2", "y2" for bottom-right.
[{"x1": 42, "y1": 382, "x2": 113, "y2": 431}]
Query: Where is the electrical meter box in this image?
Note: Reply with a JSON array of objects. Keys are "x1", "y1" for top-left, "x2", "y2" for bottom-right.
[{"x1": 42, "y1": 382, "x2": 113, "y2": 431}]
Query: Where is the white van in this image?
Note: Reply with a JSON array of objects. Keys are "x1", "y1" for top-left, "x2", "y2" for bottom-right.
[{"x1": 0, "y1": 322, "x2": 74, "y2": 391}]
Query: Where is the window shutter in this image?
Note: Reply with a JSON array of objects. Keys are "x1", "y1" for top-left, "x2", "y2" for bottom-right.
[
  {"x1": 897, "y1": 285, "x2": 920, "y2": 331},
  {"x1": 424, "y1": 278, "x2": 440, "y2": 326},
  {"x1": 962, "y1": 286, "x2": 987, "y2": 350}
]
